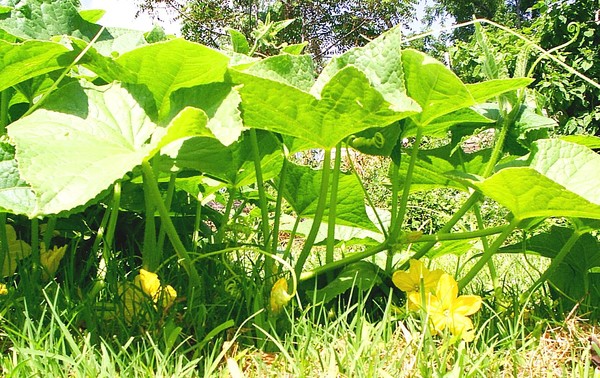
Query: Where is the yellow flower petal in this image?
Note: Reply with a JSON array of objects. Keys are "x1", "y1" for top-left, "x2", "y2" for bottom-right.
[
  {"x1": 0, "y1": 283, "x2": 8, "y2": 295},
  {"x1": 410, "y1": 272, "x2": 482, "y2": 342},
  {"x1": 40, "y1": 244, "x2": 67, "y2": 281},
  {"x1": 158, "y1": 284, "x2": 177, "y2": 309},
  {"x1": 453, "y1": 295, "x2": 482, "y2": 317},
  {"x1": 2, "y1": 225, "x2": 31, "y2": 276},
  {"x1": 392, "y1": 259, "x2": 444, "y2": 294},
  {"x1": 137, "y1": 269, "x2": 161, "y2": 298},
  {"x1": 435, "y1": 273, "x2": 458, "y2": 309},
  {"x1": 270, "y1": 278, "x2": 292, "y2": 313},
  {"x1": 392, "y1": 270, "x2": 419, "y2": 292},
  {"x1": 449, "y1": 314, "x2": 476, "y2": 342}
]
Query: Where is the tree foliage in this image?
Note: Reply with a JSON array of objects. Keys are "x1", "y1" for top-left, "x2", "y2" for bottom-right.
[
  {"x1": 136, "y1": 0, "x2": 417, "y2": 59},
  {"x1": 439, "y1": 0, "x2": 600, "y2": 135}
]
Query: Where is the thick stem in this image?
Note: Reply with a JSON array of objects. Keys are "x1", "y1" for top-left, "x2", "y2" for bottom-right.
[
  {"x1": 326, "y1": 146, "x2": 342, "y2": 266},
  {"x1": 270, "y1": 158, "x2": 288, "y2": 254},
  {"x1": 215, "y1": 186, "x2": 236, "y2": 245},
  {"x1": 458, "y1": 217, "x2": 520, "y2": 290},
  {"x1": 249, "y1": 129, "x2": 273, "y2": 280},
  {"x1": 192, "y1": 199, "x2": 202, "y2": 254},
  {"x1": 249, "y1": 129, "x2": 271, "y2": 250},
  {"x1": 141, "y1": 161, "x2": 202, "y2": 289},
  {"x1": 0, "y1": 213, "x2": 7, "y2": 276},
  {"x1": 105, "y1": 182, "x2": 121, "y2": 253},
  {"x1": 0, "y1": 90, "x2": 9, "y2": 134},
  {"x1": 31, "y1": 218, "x2": 40, "y2": 283},
  {"x1": 300, "y1": 242, "x2": 388, "y2": 282},
  {"x1": 157, "y1": 173, "x2": 177, "y2": 256},
  {"x1": 294, "y1": 149, "x2": 332, "y2": 278},
  {"x1": 387, "y1": 126, "x2": 423, "y2": 272},
  {"x1": 142, "y1": 170, "x2": 158, "y2": 271}
]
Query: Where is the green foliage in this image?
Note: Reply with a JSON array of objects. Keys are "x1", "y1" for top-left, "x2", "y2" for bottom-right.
[
  {"x1": 137, "y1": 0, "x2": 417, "y2": 60},
  {"x1": 445, "y1": 0, "x2": 600, "y2": 135},
  {"x1": 1, "y1": 0, "x2": 600, "y2": 369}
]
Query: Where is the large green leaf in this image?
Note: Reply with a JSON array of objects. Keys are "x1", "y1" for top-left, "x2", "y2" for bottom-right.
[
  {"x1": 162, "y1": 130, "x2": 283, "y2": 187},
  {"x1": 243, "y1": 54, "x2": 315, "y2": 92},
  {"x1": 467, "y1": 139, "x2": 600, "y2": 220},
  {"x1": 169, "y1": 83, "x2": 244, "y2": 146},
  {"x1": 560, "y1": 135, "x2": 600, "y2": 149},
  {"x1": 111, "y1": 39, "x2": 231, "y2": 121},
  {"x1": 0, "y1": 0, "x2": 100, "y2": 40},
  {"x1": 7, "y1": 82, "x2": 209, "y2": 217},
  {"x1": 403, "y1": 107, "x2": 495, "y2": 138},
  {"x1": 232, "y1": 65, "x2": 420, "y2": 150},
  {"x1": 310, "y1": 261, "x2": 383, "y2": 304},
  {"x1": 0, "y1": 140, "x2": 35, "y2": 215},
  {"x1": 279, "y1": 162, "x2": 378, "y2": 232},
  {"x1": 0, "y1": 39, "x2": 75, "y2": 91},
  {"x1": 501, "y1": 226, "x2": 600, "y2": 305},
  {"x1": 402, "y1": 49, "x2": 474, "y2": 126},
  {"x1": 313, "y1": 26, "x2": 417, "y2": 112},
  {"x1": 466, "y1": 78, "x2": 533, "y2": 103},
  {"x1": 398, "y1": 144, "x2": 491, "y2": 192}
]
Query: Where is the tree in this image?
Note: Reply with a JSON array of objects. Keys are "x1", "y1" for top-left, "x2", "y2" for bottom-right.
[
  {"x1": 136, "y1": 0, "x2": 417, "y2": 59},
  {"x1": 433, "y1": 0, "x2": 600, "y2": 135}
]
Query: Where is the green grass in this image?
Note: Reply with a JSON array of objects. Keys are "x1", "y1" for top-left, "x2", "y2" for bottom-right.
[{"x1": 0, "y1": 254, "x2": 599, "y2": 377}]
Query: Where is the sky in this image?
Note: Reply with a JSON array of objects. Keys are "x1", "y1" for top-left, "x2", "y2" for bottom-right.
[{"x1": 79, "y1": 0, "x2": 182, "y2": 35}]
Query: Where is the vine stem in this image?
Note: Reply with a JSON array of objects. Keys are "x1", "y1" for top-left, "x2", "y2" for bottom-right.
[
  {"x1": 294, "y1": 149, "x2": 332, "y2": 278},
  {"x1": 458, "y1": 217, "x2": 520, "y2": 290},
  {"x1": 215, "y1": 186, "x2": 236, "y2": 245},
  {"x1": 270, "y1": 158, "x2": 288, "y2": 254},
  {"x1": 30, "y1": 218, "x2": 40, "y2": 284},
  {"x1": 299, "y1": 224, "x2": 505, "y2": 281},
  {"x1": 0, "y1": 90, "x2": 8, "y2": 134},
  {"x1": 157, "y1": 173, "x2": 177, "y2": 258},
  {"x1": 0, "y1": 213, "x2": 7, "y2": 277},
  {"x1": 300, "y1": 242, "x2": 388, "y2": 282},
  {"x1": 385, "y1": 125, "x2": 423, "y2": 266},
  {"x1": 326, "y1": 146, "x2": 342, "y2": 266},
  {"x1": 23, "y1": 27, "x2": 106, "y2": 118},
  {"x1": 104, "y1": 182, "x2": 121, "y2": 256},
  {"x1": 142, "y1": 165, "x2": 158, "y2": 270},
  {"x1": 141, "y1": 161, "x2": 202, "y2": 289},
  {"x1": 249, "y1": 129, "x2": 273, "y2": 280},
  {"x1": 345, "y1": 142, "x2": 388, "y2": 238}
]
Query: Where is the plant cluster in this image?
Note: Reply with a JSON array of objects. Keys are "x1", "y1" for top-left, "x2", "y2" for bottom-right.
[{"x1": 0, "y1": 0, "x2": 599, "y2": 374}]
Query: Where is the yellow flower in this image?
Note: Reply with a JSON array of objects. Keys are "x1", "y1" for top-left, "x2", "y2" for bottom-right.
[
  {"x1": 119, "y1": 269, "x2": 178, "y2": 323},
  {"x1": 270, "y1": 277, "x2": 292, "y2": 313},
  {"x1": 135, "y1": 269, "x2": 177, "y2": 309},
  {"x1": 0, "y1": 283, "x2": 8, "y2": 295},
  {"x1": 408, "y1": 273, "x2": 482, "y2": 342},
  {"x1": 392, "y1": 259, "x2": 444, "y2": 294},
  {"x1": 136, "y1": 269, "x2": 161, "y2": 298},
  {"x1": 40, "y1": 244, "x2": 67, "y2": 281},
  {"x1": 1, "y1": 225, "x2": 31, "y2": 276}
]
